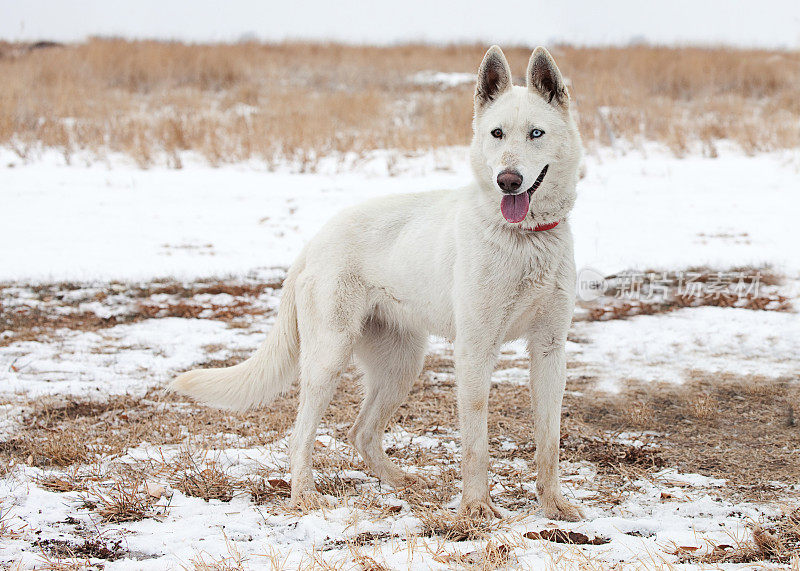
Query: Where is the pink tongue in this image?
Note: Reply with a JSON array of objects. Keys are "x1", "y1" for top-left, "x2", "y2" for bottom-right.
[{"x1": 500, "y1": 192, "x2": 530, "y2": 223}]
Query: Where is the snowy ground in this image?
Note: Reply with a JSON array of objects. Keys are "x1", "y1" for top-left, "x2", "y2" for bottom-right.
[
  {"x1": 3, "y1": 145, "x2": 800, "y2": 282},
  {"x1": 1, "y1": 146, "x2": 799, "y2": 569}
]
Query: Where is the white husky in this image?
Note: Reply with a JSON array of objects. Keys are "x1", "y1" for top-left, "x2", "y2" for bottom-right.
[{"x1": 172, "y1": 46, "x2": 584, "y2": 521}]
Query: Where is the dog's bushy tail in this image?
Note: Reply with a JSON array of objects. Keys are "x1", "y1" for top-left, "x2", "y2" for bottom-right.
[{"x1": 170, "y1": 261, "x2": 303, "y2": 411}]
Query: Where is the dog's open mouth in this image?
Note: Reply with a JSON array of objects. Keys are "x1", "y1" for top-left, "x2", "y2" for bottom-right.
[{"x1": 500, "y1": 164, "x2": 549, "y2": 223}]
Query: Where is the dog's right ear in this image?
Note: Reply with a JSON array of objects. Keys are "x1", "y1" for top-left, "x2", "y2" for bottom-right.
[{"x1": 475, "y1": 46, "x2": 512, "y2": 113}]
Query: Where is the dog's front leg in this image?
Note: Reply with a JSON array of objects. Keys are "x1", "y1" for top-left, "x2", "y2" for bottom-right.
[
  {"x1": 528, "y1": 295, "x2": 584, "y2": 521},
  {"x1": 454, "y1": 332, "x2": 502, "y2": 519}
]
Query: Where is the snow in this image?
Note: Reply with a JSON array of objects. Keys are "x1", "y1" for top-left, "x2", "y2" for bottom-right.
[
  {"x1": 0, "y1": 148, "x2": 466, "y2": 282},
  {"x1": 3, "y1": 146, "x2": 800, "y2": 282},
  {"x1": 574, "y1": 149, "x2": 800, "y2": 275},
  {"x1": 0, "y1": 318, "x2": 265, "y2": 400},
  {"x1": 570, "y1": 306, "x2": 800, "y2": 391}
]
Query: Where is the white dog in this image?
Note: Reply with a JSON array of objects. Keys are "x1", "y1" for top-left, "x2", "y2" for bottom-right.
[{"x1": 172, "y1": 45, "x2": 584, "y2": 521}]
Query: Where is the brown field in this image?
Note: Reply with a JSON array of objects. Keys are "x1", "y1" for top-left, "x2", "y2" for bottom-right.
[{"x1": 1, "y1": 39, "x2": 799, "y2": 168}]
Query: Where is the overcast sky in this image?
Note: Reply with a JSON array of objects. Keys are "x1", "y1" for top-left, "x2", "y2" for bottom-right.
[{"x1": 2, "y1": 0, "x2": 799, "y2": 48}]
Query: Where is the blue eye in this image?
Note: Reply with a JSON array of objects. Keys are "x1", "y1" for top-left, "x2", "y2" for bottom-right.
[{"x1": 530, "y1": 128, "x2": 544, "y2": 139}]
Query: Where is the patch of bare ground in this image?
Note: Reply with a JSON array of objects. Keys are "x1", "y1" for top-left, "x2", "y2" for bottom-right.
[
  {"x1": 0, "y1": 276, "x2": 283, "y2": 347},
  {"x1": 35, "y1": 536, "x2": 126, "y2": 561},
  {"x1": 0, "y1": 304, "x2": 141, "y2": 348},
  {"x1": 33, "y1": 525, "x2": 163, "y2": 566},
  {"x1": 577, "y1": 266, "x2": 792, "y2": 322},
  {"x1": 244, "y1": 473, "x2": 291, "y2": 504}
]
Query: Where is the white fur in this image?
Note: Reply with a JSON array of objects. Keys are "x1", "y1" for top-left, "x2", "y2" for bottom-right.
[{"x1": 171, "y1": 46, "x2": 584, "y2": 521}]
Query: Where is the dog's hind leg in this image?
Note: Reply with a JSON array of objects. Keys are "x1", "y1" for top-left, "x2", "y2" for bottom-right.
[
  {"x1": 288, "y1": 275, "x2": 364, "y2": 510},
  {"x1": 349, "y1": 318, "x2": 428, "y2": 489},
  {"x1": 289, "y1": 336, "x2": 353, "y2": 510}
]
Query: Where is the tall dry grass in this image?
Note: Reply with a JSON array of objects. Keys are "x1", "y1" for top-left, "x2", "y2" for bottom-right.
[{"x1": 1, "y1": 39, "x2": 798, "y2": 167}]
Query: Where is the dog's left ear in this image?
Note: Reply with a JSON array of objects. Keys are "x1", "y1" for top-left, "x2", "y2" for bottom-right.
[{"x1": 527, "y1": 47, "x2": 569, "y2": 108}]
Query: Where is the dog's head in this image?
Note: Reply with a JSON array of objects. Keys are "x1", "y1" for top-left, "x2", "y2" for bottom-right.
[{"x1": 470, "y1": 46, "x2": 582, "y2": 228}]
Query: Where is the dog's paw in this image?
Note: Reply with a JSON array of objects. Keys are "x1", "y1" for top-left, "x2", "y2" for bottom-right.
[
  {"x1": 540, "y1": 494, "x2": 584, "y2": 522},
  {"x1": 458, "y1": 498, "x2": 502, "y2": 520},
  {"x1": 291, "y1": 489, "x2": 334, "y2": 512}
]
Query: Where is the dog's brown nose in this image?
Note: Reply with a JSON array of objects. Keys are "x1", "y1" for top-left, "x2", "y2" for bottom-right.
[{"x1": 497, "y1": 170, "x2": 523, "y2": 193}]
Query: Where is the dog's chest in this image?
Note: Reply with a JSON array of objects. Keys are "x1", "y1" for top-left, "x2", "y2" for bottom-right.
[
  {"x1": 512, "y1": 263, "x2": 555, "y2": 311},
  {"x1": 509, "y1": 238, "x2": 567, "y2": 305},
  {"x1": 512, "y1": 239, "x2": 562, "y2": 289},
  {"x1": 474, "y1": 247, "x2": 559, "y2": 325}
]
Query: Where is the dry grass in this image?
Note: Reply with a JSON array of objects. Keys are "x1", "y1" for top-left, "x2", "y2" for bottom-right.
[
  {"x1": 562, "y1": 371, "x2": 800, "y2": 500},
  {"x1": 2, "y1": 40, "x2": 798, "y2": 167},
  {"x1": 35, "y1": 470, "x2": 88, "y2": 493},
  {"x1": 348, "y1": 549, "x2": 390, "y2": 571},
  {"x1": 169, "y1": 452, "x2": 235, "y2": 503},
  {"x1": 84, "y1": 476, "x2": 167, "y2": 523},
  {"x1": 0, "y1": 431, "x2": 96, "y2": 468},
  {"x1": 0, "y1": 390, "x2": 291, "y2": 475},
  {"x1": 3, "y1": 364, "x2": 792, "y2": 512},
  {"x1": 418, "y1": 509, "x2": 500, "y2": 542},
  {"x1": 1, "y1": 354, "x2": 793, "y2": 568}
]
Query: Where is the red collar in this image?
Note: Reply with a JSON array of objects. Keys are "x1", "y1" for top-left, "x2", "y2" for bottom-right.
[{"x1": 527, "y1": 220, "x2": 560, "y2": 232}]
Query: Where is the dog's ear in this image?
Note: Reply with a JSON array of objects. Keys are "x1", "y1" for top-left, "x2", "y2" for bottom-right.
[
  {"x1": 527, "y1": 47, "x2": 568, "y2": 108},
  {"x1": 475, "y1": 45, "x2": 512, "y2": 112}
]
